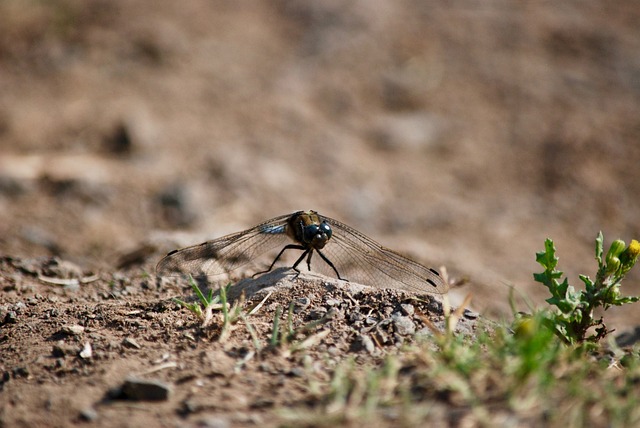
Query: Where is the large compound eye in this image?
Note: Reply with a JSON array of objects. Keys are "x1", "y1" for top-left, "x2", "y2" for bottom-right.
[
  {"x1": 320, "y1": 221, "x2": 332, "y2": 239},
  {"x1": 303, "y1": 224, "x2": 320, "y2": 243}
]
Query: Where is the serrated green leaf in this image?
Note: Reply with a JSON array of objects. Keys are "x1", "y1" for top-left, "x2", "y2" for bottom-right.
[
  {"x1": 535, "y1": 239, "x2": 558, "y2": 270},
  {"x1": 579, "y1": 274, "x2": 594, "y2": 291},
  {"x1": 533, "y1": 272, "x2": 551, "y2": 286},
  {"x1": 556, "y1": 278, "x2": 570, "y2": 296}
]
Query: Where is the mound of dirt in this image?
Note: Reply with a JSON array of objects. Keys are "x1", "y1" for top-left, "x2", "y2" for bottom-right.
[{"x1": 0, "y1": 256, "x2": 479, "y2": 427}]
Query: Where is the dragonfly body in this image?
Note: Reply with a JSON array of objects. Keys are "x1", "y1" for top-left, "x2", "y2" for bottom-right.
[{"x1": 157, "y1": 210, "x2": 447, "y2": 295}]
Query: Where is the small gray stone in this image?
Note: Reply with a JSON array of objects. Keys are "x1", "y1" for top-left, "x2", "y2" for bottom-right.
[
  {"x1": 12, "y1": 302, "x2": 26, "y2": 312},
  {"x1": 79, "y1": 407, "x2": 98, "y2": 421},
  {"x1": 197, "y1": 416, "x2": 230, "y2": 428},
  {"x1": 122, "y1": 337, "x2": 142, "y2": 349},
  {"x1": 400, "y1": 303, "x2": 415, "y2": 316},
  {"x1": 392, "y1": 315, "x2": 416, "y2": 336},
  {"x1": 79, "y1": 342, "x2": 92, "y2": 359},
  {"x1": 365, "y1": 316, "x2": 377, "y2": 326},
  {"x1": 308, "y1": 307, "x2": 327, "y2": 320},
  {"x1": 121, "y1": 377, "x2": 171, "y2": 401},
  {"x1": 293, "y1": 297, "x2": 311, "y2": 313},
  {"x1": 61, "y1": 324, "x2": 85, "y2": 336},
  {"x1": 353, "y1": 334, "x2": 375, "y2": 354}
]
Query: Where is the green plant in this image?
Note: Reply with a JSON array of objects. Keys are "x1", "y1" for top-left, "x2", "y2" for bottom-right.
[
  {"x1": 174, "y1": 276, "x2": 243, "y2": 339},
  {"x1": 534, "y1": 232, "x2": 640, "y2": 344},
  {"x1": 174, "y1": 276, "x2": 221, "y2": 320}
]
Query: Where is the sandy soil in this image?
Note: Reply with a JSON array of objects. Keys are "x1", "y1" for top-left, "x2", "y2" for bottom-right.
[{"x1": 1, "y1": 1, "x2": 640, "y2": 426}]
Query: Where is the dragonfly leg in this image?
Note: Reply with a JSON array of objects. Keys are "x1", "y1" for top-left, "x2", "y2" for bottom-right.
[
  {"x1": 305, "y1": 249, "x2": 314, "y2": 271},
  {"x1": 253, "y1": 244, "x2": 306, "y2": 277},
  {"x1": 288, "y1": 248, "x2": 312, "y2": 281},
  {"x1": 291, "y1": 248, "x2": 311, "y2": 273},
  {"x1": 317, "y1": 249, "x2": 347, "y2": 281}
]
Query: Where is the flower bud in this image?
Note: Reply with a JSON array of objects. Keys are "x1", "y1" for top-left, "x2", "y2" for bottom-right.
[
  {"x1": 619, "y1": 239, "x2": 640, "y2": 275},
  {"x1": 605, "y1": 239, "x2": 626, "y2": 274}
]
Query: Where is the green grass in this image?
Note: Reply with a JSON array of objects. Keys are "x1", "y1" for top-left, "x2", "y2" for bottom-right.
[
  {"x1": 288, "y1": 232, "x2": 640, "y2": 426},
  {"x1": 174, "y1": 276, "x2": 244, "y2": 339},
  {"x1": 285, "y1": 311, "x2": 640, "y2": 426},
  {"x1": 174, "y1": 232, "x2": 640, "y2": 426}
]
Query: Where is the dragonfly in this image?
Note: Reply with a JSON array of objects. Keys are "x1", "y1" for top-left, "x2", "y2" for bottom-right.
[{"x1": 156, "y1": 210, "x2": 447, "y2": 294}]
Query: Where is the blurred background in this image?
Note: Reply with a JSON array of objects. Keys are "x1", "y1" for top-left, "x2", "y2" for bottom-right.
[{"x1": 1, "y1": 0, "x2": 639, "y2": 328}]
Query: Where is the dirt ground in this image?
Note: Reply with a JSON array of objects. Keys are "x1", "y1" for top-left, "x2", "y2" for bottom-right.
[{"x1": 2, "y1": 1, "x2": 640, "y2": 426}]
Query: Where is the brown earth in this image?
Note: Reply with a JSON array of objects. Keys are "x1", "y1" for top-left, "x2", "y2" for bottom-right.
[{"x1": 1, "y1": 1, "x2": 640, "y2": 426}]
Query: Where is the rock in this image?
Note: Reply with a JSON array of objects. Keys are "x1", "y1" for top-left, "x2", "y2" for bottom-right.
[
  {"x1": 400, "y1": 303, "x2": 415, "y2": 316},
  {"x1": 122, "y1": 337, "x2": 142, "y2": 349},
  {"x1": 308, "y1": 307, "x2": 327, "y2": 320},
  {"x1": 120, "y1": 377, "x2": 172, "y2": 401},
  {"x1": 392, "y1": 314, "x2": 416, "y2": 336},
  {"x1": 351, "y1": 334, "x2": 375, "y2": 355},
  {"x1": 293, "y1": 297, "x2": 310, "y2": 313},
  {"x1": 79, "y1": 407, "x2": 98, "y2": 422},
  {"x1": 3, "y1": 311, "x2": 17, "y2": 324},
  {"x1": 61, "y1": 325, "x2": 85, "y2": 336},
  {"x1": 79, "y1": 342, "x2": 92, "y2": 359}
]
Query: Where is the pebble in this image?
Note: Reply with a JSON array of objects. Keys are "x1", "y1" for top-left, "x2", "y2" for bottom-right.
[
  {"x1": 122, "y1": 337, "x2": 142, "y2": 349},
  {"x1": 353, "y1": 334, "x2": 375, "y2": 354},
  {"x1": 392, "y1": 314, "x2": 416, "y2": 336},
  {"x1": 61, "y1": 324, "x2": 85, "y2": 335},
  {"x1": 3, "y1": 311, "x2": 17, "y2": 324},
  {"x1": 293, "y1": 297, "x2": 310, "y2": 313},
  {"x1": 197, "y1": 416, "x2": 230, "y2": 428},
  {"x1": 121, "y1": 377, "x2": 172, "y2": 401},
  {"x1": 12, "y1": 302, "x2": 26, "y2": 312},
  {"x1": 308, "y1": 307, "x2": 327, "y2": 320},
  {"x1": 400, "y1": 303, "x2": 415, "y2": 316},
  {"x1": 79, "y1": 342, "x2": 93, "y2": 359},
  {"x1": 79, "y1": 407, "x2": 98, "y2": 422}
]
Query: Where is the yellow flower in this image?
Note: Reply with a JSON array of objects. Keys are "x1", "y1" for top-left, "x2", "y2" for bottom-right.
[
  {"x1": 627, "y1": 240, "x2": 640, "y2": 258},
  {"x1": 619, "y1": 239, "x2": 640, "y2": 275}
]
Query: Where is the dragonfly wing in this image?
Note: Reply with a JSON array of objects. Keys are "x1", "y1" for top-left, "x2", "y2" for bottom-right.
[
  {"x1": 319, "y1": 217, "x2": 447, "y2": 294},
  {"x1": 156, "y1": 214, "x2": 292, "y2": 277}
]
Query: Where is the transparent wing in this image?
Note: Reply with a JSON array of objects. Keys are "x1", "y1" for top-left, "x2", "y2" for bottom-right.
[
  {"x1": 156, "y1": 214, "x2": 292, "y2": 277},
  {"x1": 313, "y1": 217, "x2": 447, "y2": 294}
]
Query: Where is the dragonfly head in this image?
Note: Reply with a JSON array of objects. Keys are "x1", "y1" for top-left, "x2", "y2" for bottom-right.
[{"x1": 302, "y1": 220, "x2": 332, "y2": 249}]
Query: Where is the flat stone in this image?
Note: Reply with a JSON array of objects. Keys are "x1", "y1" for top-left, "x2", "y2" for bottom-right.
[
  {"x1": 122, "y1": 337, "x2": 142, "y2": 349},
  {"x1": 392, "y1": 314, "x2": 416, "y2": 336},
  {"x1": 121, "y1": 377, "x2": 171, "y2": 401},
  {"x1": 61, "y1": 324, "x2": 85, "y2": 335}
]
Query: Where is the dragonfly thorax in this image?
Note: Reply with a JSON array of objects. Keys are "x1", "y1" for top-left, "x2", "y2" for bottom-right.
[{"x1": 288, "y1": 211, "x2": 333, "y2": 250}]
